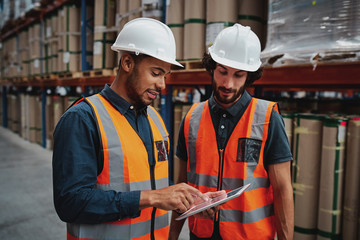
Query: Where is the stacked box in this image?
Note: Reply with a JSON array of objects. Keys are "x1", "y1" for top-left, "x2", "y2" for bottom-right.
[
  {"x1": 206, "y1": 0, "x2": 237, "y2": 49},
  {"x1": 93, "y1": 0, "x2": 116, "y2": 70},
  {"x1": 50, "y1": 13, "x2": 59, "y2": 74},
  {"x1": 29, "y1": 23, "x2": 43, "y2": 76},
  {"x1": 292, "y1": 114, "x2": 324, "y2": 240},
  {"x1": 183, "y1": 0, "x2": 206, "y2": 60},
  {"x1": 317, "y1": 116, "x2": 348, "y2": 240},
  {"x1": 3, "y1": 37, "x2": 18, "y2": 78},
  {"x1": 238, "y1": 0, "x2": 267, "y2": 50},
  {"x1": 167, "y1": 0, "x2": 184, "y2": 61},
  {"x1": 342, "y1": 117, "x2": 360, "y2": 240},
  {"x1": 44, "y1": 12, "x2": 60, "y2": 74},
  {"x1": 116, "y1": 0, "x2": 128, "y2": 30},
  {"x1": 127, "y1": 0, "x2": 141, "y2": 21},
  {"x1": 19, "y1": 29, "x2": 30, "y2": 77},
  {"x1": 115, "y1": 0, "x2": 129, "y2": 64},
  {"x1": 58, "y1": 4, "x2": 81, "y2": 73}
]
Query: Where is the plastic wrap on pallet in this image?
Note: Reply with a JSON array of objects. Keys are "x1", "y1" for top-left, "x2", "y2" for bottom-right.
[
  {"x1": 261, "y1": 0, "x2": 360, "y2": 67},
  {"x1": 1, "y1": 0, "x2": 15, "y2": 29}
]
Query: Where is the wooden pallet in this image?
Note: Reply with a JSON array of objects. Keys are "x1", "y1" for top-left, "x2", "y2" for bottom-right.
[
  {"x1": 81, "y1": 69, "x2": 115, "y2": 77},
  {"x1": 171, "y1": 60, "x2": 205, "y2": 72},
  {"x1": 57, "y1": 72, "x2": 82, "y2": 79}
]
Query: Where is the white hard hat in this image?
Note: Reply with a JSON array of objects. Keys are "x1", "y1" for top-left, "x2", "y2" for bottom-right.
[
  {"x1": 111, "y1": 18, "x2": 183, "y2": 67},
  {"x1": 208, "y1": 24, "x2": 261, "y2": 72}
]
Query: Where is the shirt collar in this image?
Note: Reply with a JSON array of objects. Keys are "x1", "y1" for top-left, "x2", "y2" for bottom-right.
[
  {"x1": 99, "y1": 84, "x2": 147, "y2": 116},
  {"x1": 209, "y1": 90, "x2": 252, "y2": 117}
]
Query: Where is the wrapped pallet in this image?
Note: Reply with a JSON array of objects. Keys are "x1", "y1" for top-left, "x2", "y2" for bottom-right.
[
  {"x1": 317, "y1": 116, "x2": 348, "y2": 240},
  {"x1": 292, "y1": 114, "x2": 324, "y2": 240},
  {"x1": 93, "y1": 0, "x2": 116, "y2": 70},
  {"x1": 183, "y1": 0, "x2": 206, "y2": 60},
  {"x1": 167, "y1": 0, "x2": 185, "y2": 61},
  {"x1": 238, "y1": 0, "x2": 266, "y2": 49},
  {"x1": 262, "y1": 0, "x2": 360, "y2": 67},
  {"x1": 206, "y1": 0, "x2": 237, "y2": 50},
  {"x1": 342, "y1": 117, "x2": 360, "y2": 240}
]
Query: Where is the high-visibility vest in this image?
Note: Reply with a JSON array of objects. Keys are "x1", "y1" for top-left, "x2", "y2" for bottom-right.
[
  {"x1": 184, "y1": 98, "x2": 278, "y2": 240},
  {"x1": 67, "y1": 94, "x2": 170, "y2": 240}
]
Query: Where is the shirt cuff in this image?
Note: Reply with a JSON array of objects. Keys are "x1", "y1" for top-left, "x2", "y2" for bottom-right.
[{"x1": 118, "y1": 191, "x2": 141, "y2": 218}]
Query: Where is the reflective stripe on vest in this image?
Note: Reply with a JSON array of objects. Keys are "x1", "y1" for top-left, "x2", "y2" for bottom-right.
[
  {"x1": 185, "y1": 98, "x2": 277, "y2": 239},
  {"x1": 67, "y1": 94, "x2": 169, "y2": 240}
]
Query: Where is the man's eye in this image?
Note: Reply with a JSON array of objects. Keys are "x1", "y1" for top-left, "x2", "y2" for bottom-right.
[
  {"x1": 219, "y1": 71, "x2": 227, "y2": 75},
  {"x1": 152, "y1": 72, "x2": 160, "y2": 77},
  {"x1": 235, "y1": 73, "x2": 245, "y2": 78}
]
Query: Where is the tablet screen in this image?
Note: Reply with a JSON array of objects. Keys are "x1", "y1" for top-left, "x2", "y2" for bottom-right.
[{"x1": 175, "y1": 183, "x2": 250, "y2": 220}]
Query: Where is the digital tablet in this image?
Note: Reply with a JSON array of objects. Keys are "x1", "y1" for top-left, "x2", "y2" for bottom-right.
[{"x1": 175, "y1": 183, "x2": 251, "y2": 221}]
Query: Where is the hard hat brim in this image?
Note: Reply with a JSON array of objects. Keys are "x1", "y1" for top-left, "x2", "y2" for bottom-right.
[
  {"x1": 111, "y1": 46, "x2": 184, "y2": 68},
  {"x1": 209, "y1": 48, "x2": 261, "y2": 72}
]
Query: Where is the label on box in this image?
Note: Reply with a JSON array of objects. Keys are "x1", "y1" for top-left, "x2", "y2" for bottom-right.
[
  {"x1": 206, "y1": 23, "x2": 226, "y2": 47},
  {"x1": 63, "y1": 52, "x2": 70, "y2": 63},
  {"x1": 46, "y1": 27, "x2": 52, "y2": 38},
  {"x1": 34, "y1": 59, "x2": 39, "y2": 68},
  {"x1": 337, "y1": 125, "x2": 346, "y2": 143},
  {"x1": 94, "y1": 42, "x2": 102, "y2": 55}
]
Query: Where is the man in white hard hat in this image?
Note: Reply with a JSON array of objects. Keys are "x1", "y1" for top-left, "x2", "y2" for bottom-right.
[
  {"x1": 52, "y1": 18, "x2": 222, "y2": 240},
  {"x1": 169, "y1": 24, "x2": 294, "y2": 240}
]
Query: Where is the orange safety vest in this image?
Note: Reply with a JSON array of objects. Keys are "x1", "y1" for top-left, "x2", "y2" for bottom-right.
[
  {"x1": 184, "y1": 98, "x2": 278, "y2": 240},
  {"x1": 67, "y1": 94, "x2": 170, "y2": 240}
]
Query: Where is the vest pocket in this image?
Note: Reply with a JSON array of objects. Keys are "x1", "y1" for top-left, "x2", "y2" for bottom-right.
[{"x1": 236, "y1": 138, "x2": 262, "y2": 164}]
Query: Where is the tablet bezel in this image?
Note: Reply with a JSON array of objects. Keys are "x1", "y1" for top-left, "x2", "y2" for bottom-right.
[{"x1": 175, "y1": 183, "x2": 251, "y2": 221}]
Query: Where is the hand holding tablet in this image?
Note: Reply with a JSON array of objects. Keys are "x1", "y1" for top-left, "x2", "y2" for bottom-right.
[{"x1": 175, "y1": 183, "x2": 251, "y2": 220}]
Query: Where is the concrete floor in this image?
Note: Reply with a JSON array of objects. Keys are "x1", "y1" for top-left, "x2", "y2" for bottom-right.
[{"x1": 0, "y1": 127, "x2": 189, "y2": 240}]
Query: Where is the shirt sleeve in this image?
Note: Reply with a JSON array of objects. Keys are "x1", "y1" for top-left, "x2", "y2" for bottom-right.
[
  {"x1": 263, "y1": 109, "x2": 293, "y2": 166},
  {"x1": 175, "y1": 117, "x2": 188, "y2": 162},
  {"x1": 52, "y1": 101, "x2": 141, "y2": 224}
]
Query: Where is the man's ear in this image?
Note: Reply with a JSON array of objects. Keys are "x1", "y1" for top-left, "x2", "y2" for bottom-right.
[{"x1": 120, "y1": 53, "x2": 134, "y2": 73}]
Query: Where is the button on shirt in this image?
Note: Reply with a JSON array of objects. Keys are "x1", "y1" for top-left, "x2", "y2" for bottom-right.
[{"x1": 52, "y1": 84, "x2": 154, "y2": 224}]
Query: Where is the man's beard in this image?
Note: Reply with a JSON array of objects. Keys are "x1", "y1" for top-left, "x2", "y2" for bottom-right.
[{"x1": 212, "y1": 80, "x2": 245, "y2": 105}]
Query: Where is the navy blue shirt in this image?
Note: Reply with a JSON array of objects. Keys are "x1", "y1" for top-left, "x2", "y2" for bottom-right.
[
  {"x1": 52, "y1": 84, "x2": 155, "y2": 224},
  {"x1": 176, "y1": 91, "x2": 293, "y2": 167}
]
